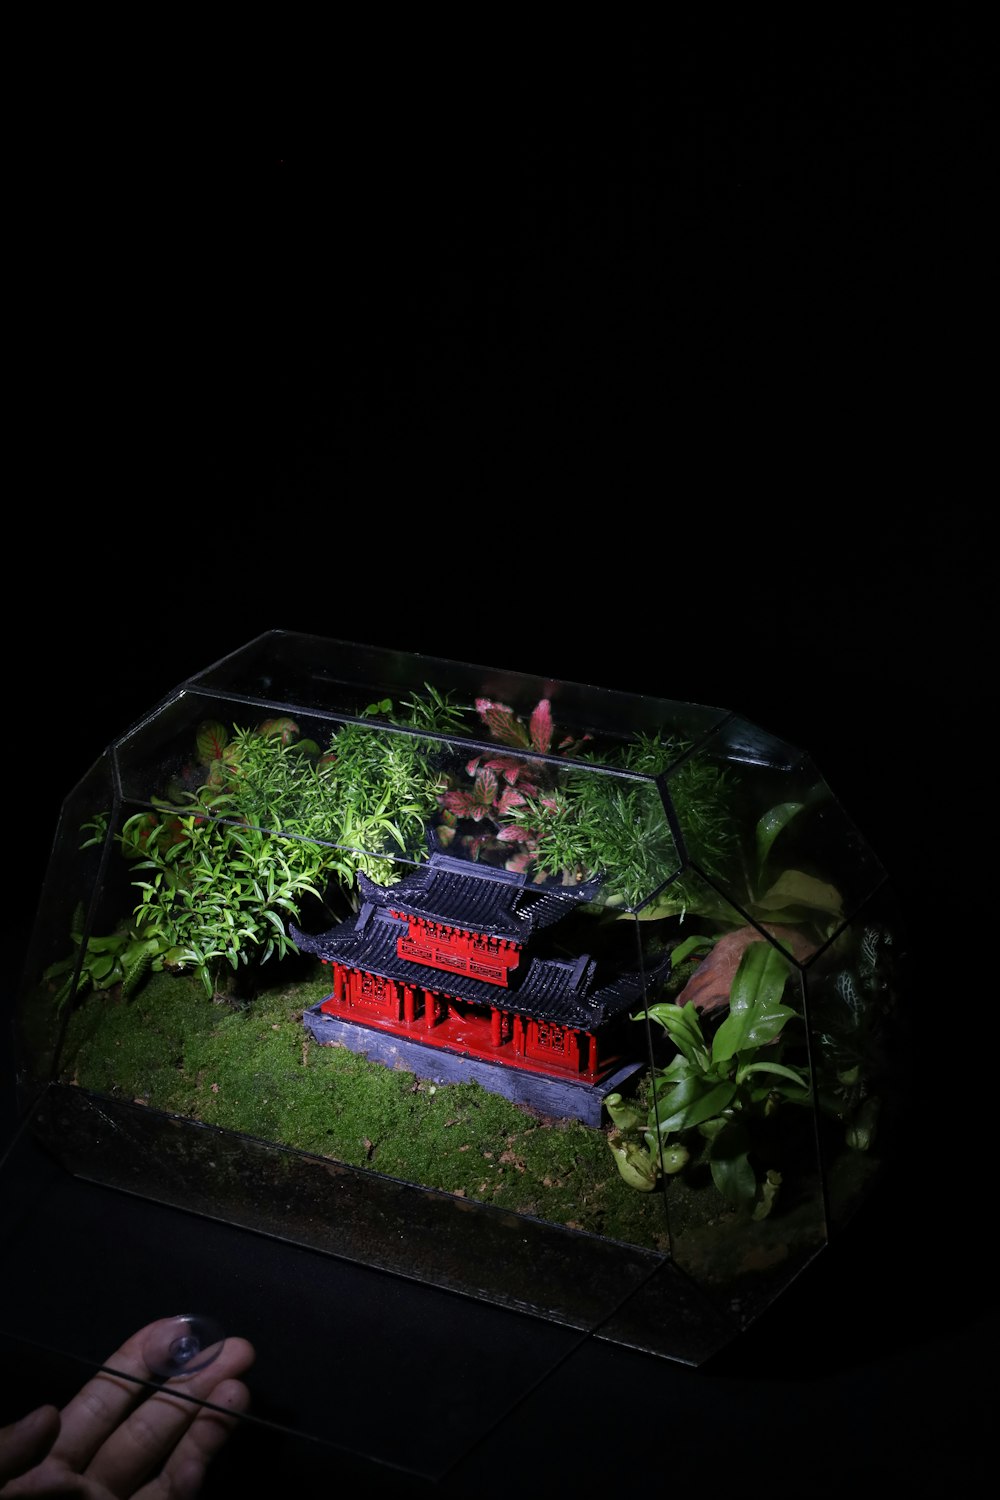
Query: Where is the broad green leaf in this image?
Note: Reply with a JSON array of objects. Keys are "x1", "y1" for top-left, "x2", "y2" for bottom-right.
[
  {"x1": 707, "y1": 1120, "x2": 756, "y2": 1204},
  {"x1": 85, "y1": 934, "x2": 126, "y2": 954},
  {"x1": 755, "y1": 802, "x2": 804, "y2": 869},
  {"x1": 738, "y1": 1060, "x2": 811, "y2": 1089},
  {"x1": 645, "y1": 1001, "x2": 707, "y2": 1058},
  {"x1": 715, "y1": 999, "x2": 799, "y2": 1061},
  {"x1": 729, "y1": 941, "x2": 791, "y2": 1016},
  {"x1": 196, "y1": 722, "x2": 230, "y2": 762},
  {"x1": 652, "y1": 1054, "x2": 694, "y2": 1086},
  {"x1": 653, "y1": 1076, "x2": 737, "y2": 1133},
  {"x1": 670, "y1": 934, "x2": 715, "y2": 966},
  {"x1": 755, "y1": 869, "x2": 843, "y2": 917},
  {"x1": 710, "y1": 1153, "x2": 757, "y2": 1204}
]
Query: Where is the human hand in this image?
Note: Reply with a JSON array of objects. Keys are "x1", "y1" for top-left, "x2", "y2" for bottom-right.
[{"x1": 0, "y1": 1316, "x2": 255, "y2": 1498}]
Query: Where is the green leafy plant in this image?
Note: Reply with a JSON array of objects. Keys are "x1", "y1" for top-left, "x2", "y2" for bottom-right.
[
  {"x1": 123, "y1": 805, "x2": 328, "y2": 999},
  {"x1": 525, "y1": 734, "x2": 734, "y2": 908},
  {"x1": 50, "y1": 691, "x2": 468, "y2": 1008},
  {"x1": 322, "y1": 685, "x2": 466, "y2": 883},
  {"x1": 435, "y1": 712, "x2": 737, "y2": 908},
  {"x1": 606, "y1": 939, "x2": 812, "y2": 1218},
  {"x1": 43, "y1": 904, "x2": 170, "y2": 1011},
  {"x1": 436, "y1": 696, "x2": 592, "y2": 873},
  {"x1": 813, "y1": 923, "x2": 898, "y2": 1151},
  {"x1": 118, "y1": 697, "x2": 469, "y2": 996}
]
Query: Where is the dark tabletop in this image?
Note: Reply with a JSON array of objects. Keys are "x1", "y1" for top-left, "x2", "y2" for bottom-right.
[{"x1": 5, "y1": 21, "x2": 991, "y2": 1490}]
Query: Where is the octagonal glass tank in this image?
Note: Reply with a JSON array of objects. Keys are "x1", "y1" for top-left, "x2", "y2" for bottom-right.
[{"x1": 9, "y1": 632, "x2": 906, "y2": 1366}]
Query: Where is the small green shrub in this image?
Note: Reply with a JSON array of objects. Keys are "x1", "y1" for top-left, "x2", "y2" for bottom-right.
[{"x1": 607, "y1": 940, "x2": 811, "y2": 1218}]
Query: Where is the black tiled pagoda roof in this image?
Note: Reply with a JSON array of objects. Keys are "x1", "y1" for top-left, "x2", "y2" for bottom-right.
[
  {"x1": 355, "y1": 852, "x2": 602, "y2": 942},
  {"x1": 289, "y1": 853, "x2": 669, "y2": 1032}
]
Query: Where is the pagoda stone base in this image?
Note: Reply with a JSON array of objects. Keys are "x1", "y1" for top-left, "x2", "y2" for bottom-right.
[{"x1": 303, "y1": 1004, "x2": 643, "y2": 1126}]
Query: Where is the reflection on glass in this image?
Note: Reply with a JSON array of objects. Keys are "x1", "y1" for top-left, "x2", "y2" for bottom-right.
[{"x1": 139, "y1": 1314, "x2": 226, "y2": 1382}]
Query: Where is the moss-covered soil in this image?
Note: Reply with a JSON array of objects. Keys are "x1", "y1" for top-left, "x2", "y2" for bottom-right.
[
  {"x1": 24, "y1": 962, "x2": 845, "y2": 1278},
  {"x1": 45, "y1": 967, "x2": 674, "y2": 1250}
]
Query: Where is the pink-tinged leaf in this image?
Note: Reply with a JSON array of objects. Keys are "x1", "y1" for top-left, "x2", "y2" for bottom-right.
[
  {"x1": 480, "y1": 755, "x2": 536, "y2": 790},
  {"x1": 205, "y1": 759, "x2": 228, "y2": 789},
  {"x1": 466, "y1": 755, "x2": 482, "y2": 776},
  {"x1": 558, "y1": 731, "x2": 593, "y2": 754},
  {"x1": 196, "y1": 722, "x2": 229, "y2": 763},
  {"x1": 436, "y1": 824, "x2": 456, "y2": 846},
  {"x1": 675, "y1": 924, "x2": 818, "y2": 1014},
  {"x1": 496, "y1": 824, "x2": 533, "y2": 843},
  {"x1": 482, "y1": 754, "x2": 519, "y2": 777},
  {"x1": 529, "y1": 699, "x2": 554, "y2": 753},
  {"x1": 476, "y1": 699, "x2": 531, "y2": 748},
  {"x1": 481, "y1": 755, "x2": 540, "y2": 791},
  {"x1": 473, "y1": 767, "x2": 498, "y2": 806},
  {"x1": 258, "y1": 717, "x2": 299, "y2": 745},
  {"x1": 442, "y1": 791, "x2": 480, "y2": 817},
  {"x1": 539, "y1": 796, "x2": 560, "y2": 813},
  {"x1": 496, "y1": 788, "x2": 526, "y2": 815}
]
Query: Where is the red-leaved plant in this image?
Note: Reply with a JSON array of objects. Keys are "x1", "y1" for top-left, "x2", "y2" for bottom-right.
[{"x1": 436, "y1": 698, "x2": 590, "y2": 877}]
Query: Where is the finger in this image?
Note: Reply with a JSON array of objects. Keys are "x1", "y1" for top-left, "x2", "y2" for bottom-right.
[
  {"x1": 134, "y1": 1378, "x2": 252, "y2": 1500},
  {"x1": 0, "y1": 1405, "x2": 60, "y2": 1486},
  {"x1": 50, "y1": 1321, "x2": 157, "y2": 1471},
  {"x1": 53, "y1": 1322, "x2": 254, "y2": 1474},
  {"x1": 81, "y1": 1339, "x2": 255, "y2": 1498}
]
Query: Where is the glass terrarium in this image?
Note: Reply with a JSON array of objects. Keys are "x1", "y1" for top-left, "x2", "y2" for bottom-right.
[{"x1": 9, "y1": 631, "x2": 906, "y2": 1367}]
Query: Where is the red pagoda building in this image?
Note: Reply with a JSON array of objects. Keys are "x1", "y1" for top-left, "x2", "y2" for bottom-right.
[{"x1": 291, "y1": 851, "x2": 669, "y2": 1124}]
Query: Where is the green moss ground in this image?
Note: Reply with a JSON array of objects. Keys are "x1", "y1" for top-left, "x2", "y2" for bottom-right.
[{"x1": 48, "y1": 969, "x2": 672, "y2": 1251}]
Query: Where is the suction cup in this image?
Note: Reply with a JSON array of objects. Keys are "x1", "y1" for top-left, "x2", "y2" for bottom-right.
[{"x1": 139, "y1": 1314, "x2": 226, "y2": 1381}]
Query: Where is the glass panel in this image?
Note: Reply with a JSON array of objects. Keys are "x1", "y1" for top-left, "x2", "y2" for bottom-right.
[
  {"x1": 804, "y1": 886, "x2": 909, "y2": 1234},
  {"x1": 0, "y1": 1090, "x2": 597, "y2": 1482},
  {"x1": 661, "y1": 715, "x2": 888, "y2": 950},
  {"x1": 12, "y1": 751, "x2": 119, "y2": 1104},
  {"x1": 8, "y1": 633, "x2": 906, "y2": 1368},
  {"x1": 607, "y1": 871, "x2": 828, "y2": 1330},
  {"x1": 188, "y1": 630, "x2": 732, "y2": 747}
]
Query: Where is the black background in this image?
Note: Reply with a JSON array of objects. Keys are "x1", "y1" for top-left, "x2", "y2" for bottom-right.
[{"x1": 3, "y1": 14, "x2": 992, "y2": 1494}]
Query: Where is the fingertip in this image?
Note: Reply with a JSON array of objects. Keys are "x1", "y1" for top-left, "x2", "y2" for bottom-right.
[
  {"x1": 218, "y1": 1336, "x2": 257, "y2": 1378},
  {"x1": 208, "y1": 1378, "x2": 253, "y2": 1418},
  {"x1": 175, "y1": 1378, "x2": 253, "y2": 1471},
  {"x1": 14, "y1": 1404, "x2": 60, "y2": 1434},
  {"x1": 166, "y1": 1453, "x2": 207, "y2": 1500},
  {"x1": 0, "y1": 1404, "x2": 60, "y2": 1483}
]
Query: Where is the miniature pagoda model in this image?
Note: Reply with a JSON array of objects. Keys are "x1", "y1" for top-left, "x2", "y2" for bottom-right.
[{"x1": 292, "y1": 848, "x2": 669, "y2": 1124}]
